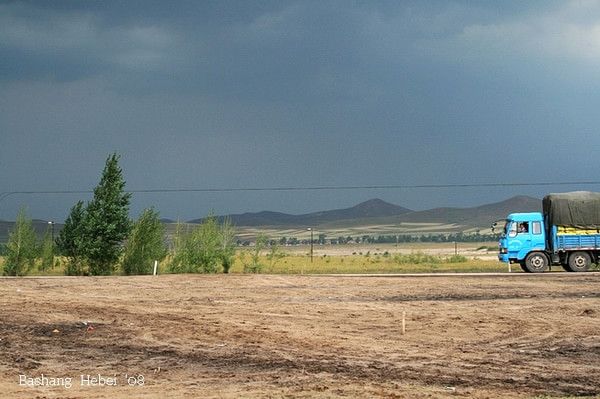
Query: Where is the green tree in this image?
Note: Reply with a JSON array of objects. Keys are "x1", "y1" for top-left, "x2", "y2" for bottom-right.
[
  {"x1": 82, "y1": 153, "x2": 132, "y2": 275},
  {"x1": 56, "y1": 201, "x2": 87, "y2": 275},
  {"x1": 3, "y1": 208, "x2": 38, "y2": 276},
  {"x1": 39, "y1": 224, "x2": 54, "y2": 272},
  {"x1": 242, "y1": 234, "x2": 267, "y2": 273},
  {"x1": 266, "y1": 239, "x2": 285, "y2": 272},
  {"x1": 122, "y1": 208, "x2": 167, "y2": 275},
  {"x1": 168, "y1": 216, "x2": 237, "y2": 274}
]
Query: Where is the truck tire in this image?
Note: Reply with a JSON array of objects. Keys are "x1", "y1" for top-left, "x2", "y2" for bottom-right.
[
  {"x1": 524, "y1": 252, "x2": 549, "y2": 273},
  {"x1": 568, "y1": 251, "x2": 591, "y2": 272}
]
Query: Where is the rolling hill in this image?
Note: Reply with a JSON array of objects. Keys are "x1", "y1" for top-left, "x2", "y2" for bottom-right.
[
  {"x1": 189, "y1": 198, "x2": 413, "y2": 226},
  {"x1": 394, "y1": 195, "x2": 541, "y2": 227},
  {"x1": 190, "y1": 195, "x2": 541, "y2": 230},
  {"x1": 0, "y1": 196, "x2": 542, "y2": 243}
]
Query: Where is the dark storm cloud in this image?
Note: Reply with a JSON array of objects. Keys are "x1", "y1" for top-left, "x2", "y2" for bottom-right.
[{"x1": 2, "y1": 0, "x2": 600, "y2": 220}]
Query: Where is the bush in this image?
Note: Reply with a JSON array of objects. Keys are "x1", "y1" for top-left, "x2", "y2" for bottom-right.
[
  {"x1": 122, "y1": 208, "x2": 167, "y2": 275},
  {"x1": 393, "y1": 252, "x2": 441, "y2": 265},
  {"x1": 242, "y1": 234, "x2": 267, "y2": 273},
  {"x1": 3, "y1": 208, "x2": 38, "y2": 276},
  {"x1": 392, "y1": 252, "x2": 469, "y2": 265},
  {"x1": 168, "y1": 216, "x2": 237, "y2": 274},
  {"x1": 446, "y1": 254, "x2": 468, "y2": 263}
]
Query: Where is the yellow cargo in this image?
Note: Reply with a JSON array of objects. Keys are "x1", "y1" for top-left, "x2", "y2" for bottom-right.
[{"x1": 556, "y1": 226, "x2": 600, "y2": 235}]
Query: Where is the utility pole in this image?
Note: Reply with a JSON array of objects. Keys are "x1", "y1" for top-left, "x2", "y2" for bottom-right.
[
  {"x1": 48, "y1": 221, "x2": 55, "y2": 243},
  {"x1": 308, "y1": 227, "x2": 313, "y2": 263}
]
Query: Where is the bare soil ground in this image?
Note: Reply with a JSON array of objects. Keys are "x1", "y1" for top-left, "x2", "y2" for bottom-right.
[{"x1": 1, "y1": 274, "x2": 599, "y2": 398}]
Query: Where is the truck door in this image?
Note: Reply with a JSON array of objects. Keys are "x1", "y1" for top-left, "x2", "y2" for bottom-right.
[
  {"x1": 508, "y1": 221, "x2": 534, "y2": 260},
  {"x1": 511, "y1": 221, "x2": 545, "y2": 260},
  {"x1": 529, "y1": 220, "x2": 545, "y2": 250}
]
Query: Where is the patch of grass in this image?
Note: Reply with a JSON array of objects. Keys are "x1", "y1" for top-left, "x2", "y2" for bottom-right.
[
  {"x1": 227, "y1": 252, "x2": 505, "y2": 274},
  {"x1": 590, "y1": 263, "x2": 600, "y2": 271},
  {"x1": 393, "y1": 252, "x2": 441, "y2": 265},
  {"x1": 0, "y1": 250, "x2": 507, "y2": 276},
  {"x1": 446, "y1": 254, "x2": 468, "y2": 263}
]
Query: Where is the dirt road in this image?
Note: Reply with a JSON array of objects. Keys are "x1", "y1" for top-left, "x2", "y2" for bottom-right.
[{"x1": 1, "y1": 274, "x2": 599, "y2": 398}]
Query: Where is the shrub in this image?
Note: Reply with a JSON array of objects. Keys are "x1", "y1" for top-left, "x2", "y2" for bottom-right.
[
  {"x1": 446, "y1": 254, "x2": 468, "y2": 263},
  {"x1": 122, "y1": 208, "x2": 167, "y2": 275},
  {"x1": 3, "y1": 208, "x2": 38, "y2": 276},
  {"x1": 393, "y1": 252, "x2": 441, "y2": 265},
  {"x1": 242, "y1": 234, "x2": 267, "y2": 273},
  {"x1": 168, "y1": 216, "x2": 237, "y2": 274}
]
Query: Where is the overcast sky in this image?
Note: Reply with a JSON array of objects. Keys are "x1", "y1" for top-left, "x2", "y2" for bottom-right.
[{"x1": 2, "y1": 0, "x2": 600, "y2": 221}]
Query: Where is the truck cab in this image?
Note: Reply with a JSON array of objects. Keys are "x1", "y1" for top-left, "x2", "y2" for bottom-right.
[{"x1": 498, "y1": 212, "x2": 546, "y2": 269}]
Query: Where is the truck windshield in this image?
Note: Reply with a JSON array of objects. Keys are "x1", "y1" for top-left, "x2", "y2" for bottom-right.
[{"x1": 508, "y1": 221, "x2": 517, "y2": 237}]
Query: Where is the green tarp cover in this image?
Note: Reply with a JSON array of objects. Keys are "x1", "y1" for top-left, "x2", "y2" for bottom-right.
[{"x1": 543, "y1": 191, "x2": 600, "y2": 228}]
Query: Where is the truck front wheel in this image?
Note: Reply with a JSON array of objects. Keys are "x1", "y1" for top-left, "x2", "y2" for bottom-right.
[
  {"x1": 568, "y1": 252, "x2": 591, "y2": 272},
  {"x1": 524, "y1": 252, "x2": 549, "y2": 273}
]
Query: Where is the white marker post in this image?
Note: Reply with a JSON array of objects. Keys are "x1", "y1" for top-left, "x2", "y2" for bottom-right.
[
  {"x1": 153, "y1": 260, "x2": 158, "y2": 276},
  {"x1": 401, "y1": 311, "x2": 406, "y2": 335}
]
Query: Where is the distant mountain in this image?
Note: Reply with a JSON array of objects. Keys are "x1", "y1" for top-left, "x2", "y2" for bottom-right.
[
  {"x1": 396, "y1": 195, "x2": 541, "y2": 227},
  {"x1": 299, "y1": 198, "x2": 412, "y2": 224},
  {"x1": 188, "y1": 198, "x2": 413, "y2": 226},
  {"x1": 0, "y1": 196, "x2": 543, "y2": 243},
  {"x1": 187, "y1": 195, "x2": 541, "y2": 229}
]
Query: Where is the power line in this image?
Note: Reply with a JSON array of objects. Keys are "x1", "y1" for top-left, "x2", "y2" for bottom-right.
[{"x1": 2, "y1": 180, "x2": 600, "y2": 202}]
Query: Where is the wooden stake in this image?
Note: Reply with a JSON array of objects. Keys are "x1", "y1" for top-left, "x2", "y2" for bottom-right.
[
  {"x1": 153, "y1": 260, "x2": 158, "y2": 276},
  {"x1": 401, "y1": 311, "x2": 406, "y2": 335}
]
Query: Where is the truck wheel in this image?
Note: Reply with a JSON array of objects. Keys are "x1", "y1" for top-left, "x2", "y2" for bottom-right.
[
  {"x1": 524, "y1": 252, "x2": 549, "y2": 273},
  {"x1": 568, "y1": 252, "x2": 591, "y2": 272}
]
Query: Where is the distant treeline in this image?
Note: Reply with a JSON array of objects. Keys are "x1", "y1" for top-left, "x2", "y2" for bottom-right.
[{"x1": 237, "y1": 232, "x2": 500, "y2": 246}]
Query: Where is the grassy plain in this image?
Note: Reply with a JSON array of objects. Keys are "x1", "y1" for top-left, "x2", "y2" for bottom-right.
[
  {"x1": 229, "y1": 242, "x2": 504, "y2": 274},
  {"x1": 1, "y1": 242, "x2": 509, "y2": 275}
]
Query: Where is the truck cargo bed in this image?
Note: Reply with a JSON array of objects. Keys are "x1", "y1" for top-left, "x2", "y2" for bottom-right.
[{"x1": 555, "y1": 233, "x2": 600, "y2": 250}]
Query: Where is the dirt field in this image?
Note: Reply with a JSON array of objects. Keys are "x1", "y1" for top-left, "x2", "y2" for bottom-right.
[{"x1": 1, "y1": 274, "x2": 599, "y2": 398}]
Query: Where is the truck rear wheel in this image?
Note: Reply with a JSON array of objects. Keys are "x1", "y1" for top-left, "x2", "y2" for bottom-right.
[
  {"x1": 568, "y1": 252, "x2": 591, "y2": 272},
  {"x1": 524, "y1": 252, "x2": 549, "y2": 273}
]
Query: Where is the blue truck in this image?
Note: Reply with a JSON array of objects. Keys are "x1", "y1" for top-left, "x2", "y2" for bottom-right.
[{"x1": 494, "y1": 191, "x2": 600, "y2": 272}]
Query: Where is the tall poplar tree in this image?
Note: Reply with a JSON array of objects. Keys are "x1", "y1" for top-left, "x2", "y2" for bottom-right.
[
  {"x1": 3, "y1": 208, "x2": 38, "y2": 276},
  {"x1": 39, "y1": 224, "x2": 55, "y2": 272}
]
